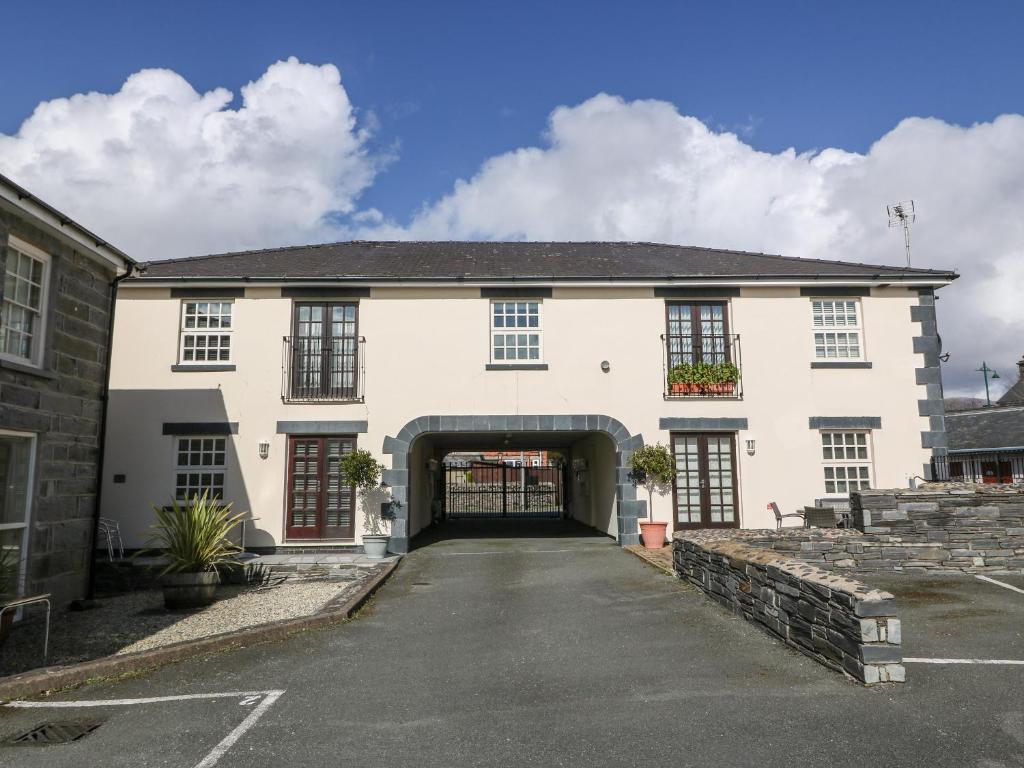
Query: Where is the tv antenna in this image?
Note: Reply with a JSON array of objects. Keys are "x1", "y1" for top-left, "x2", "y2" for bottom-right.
[{"x1": 887, "y1": 200, "x2": 915, "y2": 267}]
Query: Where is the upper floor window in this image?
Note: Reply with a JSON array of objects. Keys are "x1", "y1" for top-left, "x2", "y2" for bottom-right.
[
  {"x1": 180, "y1": 301, "x2": 233, "y2": 364},
  {"x1": 1, "y1": 239, "x2": 51, "y2": 367},
  {"x1": 821, "y1": 431, "x2": 872, "y2": 495},
  {"x1": 665, "y1": 302, "x2": 730, "y2": 366},
  {"x1": 287, "y1": 302, "x2": 360, "y2": 400},
  {"x1": 491, "y1": 301, "x2": 541, "y2": 362},
  {"x1": 811, "y1": 299, "x2": 862, "y2": 360}
]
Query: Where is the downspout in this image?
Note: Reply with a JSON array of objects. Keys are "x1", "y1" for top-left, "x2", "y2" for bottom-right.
[{"x1": 82, "y1": 262, "x2": 136, "y2": 603}]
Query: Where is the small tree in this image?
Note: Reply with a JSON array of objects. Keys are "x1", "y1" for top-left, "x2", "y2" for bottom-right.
[
  {"x1": 339, "y1": 449, "x2": 390, "y2": 536},
  {"x1": 628, "y1": 443, "x2": 676, "y2": 521}
]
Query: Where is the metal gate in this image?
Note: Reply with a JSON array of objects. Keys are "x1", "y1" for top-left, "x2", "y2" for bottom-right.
[{"x1": 443, "y1": 462, "x2": 565, "y2": 519}]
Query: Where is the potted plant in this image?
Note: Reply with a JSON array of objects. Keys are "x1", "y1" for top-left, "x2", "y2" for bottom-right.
[
  {"x1": 339, "y1": 449, "x2": 391, "y2": 559},
  {"x1": 144, "y1": 491, "x2": 245, "y2": 609},
  {"x1": 708, "y1": 361, "x2": 740, "y2": 394},
  {"x1": 628, "y1": 443, "x2": 677, "y2": 549}
]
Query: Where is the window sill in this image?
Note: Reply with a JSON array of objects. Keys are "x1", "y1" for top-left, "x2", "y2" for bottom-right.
[
  {"x1": 485, "y1": 363, "x2": 548, "y2": 371},
  {"x1": 0, "y1": 358, "x2": 58, "y2": 380},
  {"x1": 810, "y1": 361, "x2": 873, "y2": 369},
  {"x1": 171, "y1": 364, "x2": 237, "y2": 372}
]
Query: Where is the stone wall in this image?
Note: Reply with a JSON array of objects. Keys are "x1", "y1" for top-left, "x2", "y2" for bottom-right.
[
  {"x1": 0, "y1": 208, "x2": 118, "y2": 605},
  {"x1": 852, "y1": 485, "x2": 1024, "y2": 569},
  {"x1": 674, "y1": 534, "x2": 904, "y2": 685}
]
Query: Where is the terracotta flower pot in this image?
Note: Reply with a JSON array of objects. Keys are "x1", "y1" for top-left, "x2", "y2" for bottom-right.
[
  {"x1": 639, "y1": 521, "x2": 668, "y2": 549},
  {"x1": 162, "y1": 571, "x2": 220, "y2": 609}
]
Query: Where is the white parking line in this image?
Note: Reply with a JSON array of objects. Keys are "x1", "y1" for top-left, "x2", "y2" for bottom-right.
[
  {"x1": 975, "y1": 574, "x2": 1024, "y2": 596},
  {"x1": 4, "y1": 690, "x2": 274, "y2": 708},
  {"x1": 904, "y1": 657, "x2": 1024, "y2": 665},
  {"x1": 193, "y1": 690, "x2": 284, "y2": 768},
  {"x1": 3, "y1": 689, "x2": 286, "y2": 767}
]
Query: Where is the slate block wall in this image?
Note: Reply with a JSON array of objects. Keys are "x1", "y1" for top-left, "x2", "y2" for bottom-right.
[
  {"x1": 674, "y1": 534, "x2": 904, "y2": 685},
  {"x1": 851, "y1": 486, "x2": 1024, "y2": 570},
  {"x1": 0, "y1": 209, "x2": 117, "y2": 605}
]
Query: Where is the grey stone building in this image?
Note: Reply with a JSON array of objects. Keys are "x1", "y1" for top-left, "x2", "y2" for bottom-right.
[{"x1": 0, "y1": 173, "x2": 133, "y2": 606}]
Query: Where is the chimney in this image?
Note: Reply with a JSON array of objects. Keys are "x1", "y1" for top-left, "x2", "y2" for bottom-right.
[{"x1": 1018, "y1": 355, "x2": 1024, "y2": 381}]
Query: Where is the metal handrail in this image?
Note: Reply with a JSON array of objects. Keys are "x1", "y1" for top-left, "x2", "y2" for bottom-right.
[
  {"x1": 282, "y1": 335, "x2": 365, "y2": 402},
  {"x1": 660, "y1": 333, "x2": 743, "y2": 399}
]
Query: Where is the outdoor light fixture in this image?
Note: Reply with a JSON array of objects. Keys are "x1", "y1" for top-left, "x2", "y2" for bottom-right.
[
  {"x1": 745, "y1": 438, "x2": 756, "y2": 456},
  {"x1": 600, "y1": 360, "x2": 610, "y2": 373},
  {"x1": 258, "y1": 440, "x2": 270, "y2": 460}
]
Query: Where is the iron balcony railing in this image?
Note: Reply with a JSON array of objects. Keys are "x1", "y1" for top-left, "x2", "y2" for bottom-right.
[
  {"x1": 661, "y1": 333, "x2": 742, "y2": 399},
  {"x1": 282, "y1": 335, "x2": 365, "y2": 402},
  {"x1": 930, "y1": 450, "x2": 1024, "y2": 483}
]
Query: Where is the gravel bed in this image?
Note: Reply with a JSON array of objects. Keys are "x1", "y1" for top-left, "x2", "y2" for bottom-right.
[{"x1": 0, "y1": 568, "x2": 382, "y2": 677}]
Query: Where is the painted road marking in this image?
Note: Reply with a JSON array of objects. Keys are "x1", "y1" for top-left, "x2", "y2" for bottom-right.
[
  {"x1": 4, "y1": 690, "x2": 274, "y2": 708},
  {"x1": 975, "y1": 574, "x2": 1024, "y2": 596},
  {"x1": 3, "y1": 689, "x2": 286, "y2": 767},
  {"x1": 904, "y1": 658, "x2": 1024, "y2": 665},
  {"x1": 193, "y1": 690, "x2": 284, "y2": 768}
]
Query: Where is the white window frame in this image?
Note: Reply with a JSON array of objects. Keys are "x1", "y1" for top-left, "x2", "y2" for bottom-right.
[
  {"x1": 0, "y1": 429, "x2": 37, "y2": 600},
  {"x1": 178, "y1": 300, "x2": 234, "y2": 365},
  {"x1": 1, "y1": 237, "x2": 51, "y2": 368},
  {"x1": 820, "y1": 430, "x2": 873, "y2": 496},
  {"x1": 810, "y1": 298, "x2": 864, "y2": 361},
  {"x1": 173, "y1": 435, "x2": 228, "y2": 502},
  {"x1": 490, "y1": 300, "x2": 543, "y2": 363}
]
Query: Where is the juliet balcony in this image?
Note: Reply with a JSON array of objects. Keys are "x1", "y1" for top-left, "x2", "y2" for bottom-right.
[
  {"x1": 282, "y1": 335, "x2": 366, "y2": 402},
  {"x1": 661, "y1": 333, "x2": 743, "y2": 399}
]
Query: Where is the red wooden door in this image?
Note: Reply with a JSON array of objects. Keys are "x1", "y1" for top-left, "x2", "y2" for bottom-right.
[{"x1": 286, "y1": 436, "x2": 356, "y2": 540}]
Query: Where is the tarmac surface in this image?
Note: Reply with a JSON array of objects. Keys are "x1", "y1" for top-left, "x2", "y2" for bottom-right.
[{"x1": 1, "y1": 519, "x2": 1022, "y2": 767}]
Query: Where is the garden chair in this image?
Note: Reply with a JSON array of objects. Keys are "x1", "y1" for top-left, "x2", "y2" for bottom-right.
[
  {"x1": 768, "y1": 502, "x2": 805, "y2": 529},
  {"x1": 803, "y1": 506, "x2": 838, "y2": 528}
]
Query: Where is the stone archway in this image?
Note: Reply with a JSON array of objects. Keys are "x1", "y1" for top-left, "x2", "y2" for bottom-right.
[{"x1": 381, "y1": 415, "x2": 645, "y2": 553}]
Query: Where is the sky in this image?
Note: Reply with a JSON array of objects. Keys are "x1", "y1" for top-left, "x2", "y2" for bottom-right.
[{"x1": 1, "y1": 1, "x2": 1023, "y2": 397}]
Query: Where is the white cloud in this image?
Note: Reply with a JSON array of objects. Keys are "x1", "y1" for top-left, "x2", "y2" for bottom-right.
[
  {"x1": 2, "y1": 69, "x2": 1020, "y2": 395},
  {"x1": 371, "y1": 94, "x2": 1024, "y2": 396},
  {"x1": 0, "y1": 57, "x2": 382, "y2": 260}
]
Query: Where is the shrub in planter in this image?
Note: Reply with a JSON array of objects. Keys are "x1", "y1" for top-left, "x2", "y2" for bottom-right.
[
  {"x1": 667, "y1": 361, "x2": 739, "y2": 394},
  {"x1": 143, "y1": 491, "x2": 245, "y2": 609},
  {"x1": 339, "y1": 449, "x2": 392, "y2": 558},
  {"x1": 628, "y1": 443, "x2": 677, "y2": 549}
]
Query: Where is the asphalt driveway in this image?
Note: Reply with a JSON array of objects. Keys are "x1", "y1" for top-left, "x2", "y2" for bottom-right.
[{"x1": 2, "y1": 519, "x2": 1023, "y2": 767}]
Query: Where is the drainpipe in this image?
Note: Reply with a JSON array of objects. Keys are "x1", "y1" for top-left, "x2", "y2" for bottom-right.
[{"x1": 81, "y1": 262, "x2": 136, "y2": 604}]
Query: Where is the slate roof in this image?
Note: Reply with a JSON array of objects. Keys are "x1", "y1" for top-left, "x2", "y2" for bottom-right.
[
  {"x1": 133, "y1": 241, "x2": 957, "y2": 283},
  {"x1": 997, "y1": 376, "x2": 1024, "y2": 407},
  {"x1": 945, "y1": 407, "x2": 1024, "y2": 452}
]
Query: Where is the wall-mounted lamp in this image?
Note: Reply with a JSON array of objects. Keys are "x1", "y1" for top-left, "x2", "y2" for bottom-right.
[
  {"x1": 600, "y1": 360, "x2": 611, "y2": 373},
  {"x1": 745, "y1": 438, "x2": 756, "y2": 457},
  {"x1": 258, "y1": 440, "x2": 270, "y2": 460}
]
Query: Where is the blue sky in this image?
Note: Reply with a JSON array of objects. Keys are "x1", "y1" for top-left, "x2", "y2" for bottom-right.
[
  {"x1": 4, "y1": 1, "x2": 1023, "y2": 223},
  {"x1": 2, "y1": 1, "x2": 1023, "y2": 396}
]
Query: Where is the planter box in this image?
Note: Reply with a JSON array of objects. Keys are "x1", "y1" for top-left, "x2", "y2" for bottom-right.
[{"x1": 669, "y1": 381, "x2": 736, "y2": 395}]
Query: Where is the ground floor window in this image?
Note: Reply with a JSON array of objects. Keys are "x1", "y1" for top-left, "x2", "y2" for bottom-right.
[
  {"x1": 175, "y1": 436, "x2": 227, "y2": 501},
  {"x1": 820, "y1": 431, "x2": 873, "y2": 495},
  {"x1": 286, "y1": 435, "x2": 356, "y2": 540},
  {"x1": 671, "y1": 433, "x2": 738, "y2": 529},
  {"x1": 0, "y1": 431, "x2": 35, "y2": 598}
]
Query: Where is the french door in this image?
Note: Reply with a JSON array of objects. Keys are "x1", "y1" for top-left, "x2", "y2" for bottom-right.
[
  {"x1": 286, "y1": 436, "x2": 356, "y2": 540},
  {"x1": 291, "y1": 303, "x2": 359, "y2": 399},
  {"x1": 671, "y1": 433, "x2": 739, "y2": 529},
  {"x1": 665, "y1": 301, "x2": 731, "y2": 367}
]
